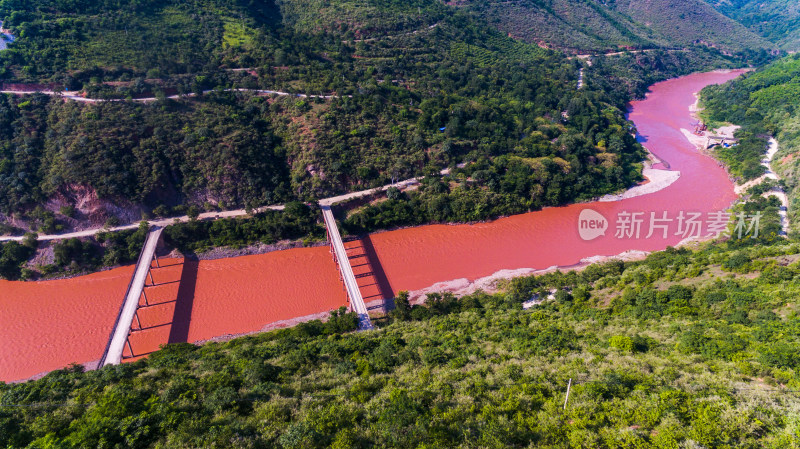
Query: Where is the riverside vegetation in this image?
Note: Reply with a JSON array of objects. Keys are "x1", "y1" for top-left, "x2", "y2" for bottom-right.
[
  {"x1": 3, "y1": 237, "x2": 800, "y2": 447},
  {"x1": 711, "y1": 0, "x2": 800, "y2": 51},
  {"x1": 702, "y1": 53, "x2": 800, "y2": 234},
  {"x1": 0, "y1": 202, "x2": 324, "y2": 280}
]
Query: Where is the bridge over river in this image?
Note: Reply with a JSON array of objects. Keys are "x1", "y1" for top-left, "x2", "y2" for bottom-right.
[
  {"x1": 2, "y1": 70, "x2": 757, "y2": 381},
  {"x1": 97, "y1": 199, "x2": 379, "y2": 365},
  {"x1": 321, "y1": 206, "x2": 374, "y2": 330},
  {"x1": 100, "y1": 226, "x2": 164, "y2": 366}
]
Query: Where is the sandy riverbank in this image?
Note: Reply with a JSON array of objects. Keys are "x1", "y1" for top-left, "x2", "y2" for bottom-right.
[
  {"x1": 682, "y1": 92, "x2": 790, "y2": 235},
  {"x1": 402, "y1": 249, "x2": 650, "y2": 303},
  {"x1": 598, "y1": 166, "x2": 680, "y2": 202}
]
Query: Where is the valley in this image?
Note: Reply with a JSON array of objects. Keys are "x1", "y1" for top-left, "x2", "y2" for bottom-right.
[
  {"x1": 1, "y1": 70, "x2": 745, "y2": 382},
  {"x1": 3, "y1": 1, "x2": 800, "y2": 447}
]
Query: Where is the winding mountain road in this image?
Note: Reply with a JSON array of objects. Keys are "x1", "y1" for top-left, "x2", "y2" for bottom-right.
[
  {"x1": 0, "y1": 168, "x2": 453, "y2": 242},
  {"x1": 0, "y1": 205, "x2": 284, "y2": 242},
  {"x1": 0, "y1": 87, "x2": 346, "y2": 103}
]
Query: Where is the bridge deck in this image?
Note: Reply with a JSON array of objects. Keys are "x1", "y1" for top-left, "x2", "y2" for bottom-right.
[
  {"x1": 100, "y1": 226, "x2": 164, "y2": 366},
  {"x1": 321, "y1": 206, "x2": 374, "y2": 330}
]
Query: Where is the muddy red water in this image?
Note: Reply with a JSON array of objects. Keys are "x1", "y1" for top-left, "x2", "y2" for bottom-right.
[
  {"x1": 1, "y1": 250, "x2": 346, "y2": 381},
  {"x1": 366, "y1": 70, "x2": 746, "y2": 293},
  {"x1": 124, "y1": 251, "x2": 346, "y2": 360},
  {"x1": 0, "y1": 70, "x2": 744, "y2": 382},
  {"x1": 0, "y1": 267, "x2": 134, "y2": 381}
]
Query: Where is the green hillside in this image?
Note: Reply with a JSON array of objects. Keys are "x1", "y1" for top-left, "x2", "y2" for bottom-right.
[
  {"x1": 3, "y1": 238, "x2": 800, "y2": 447},
  {"x1": 0, "y1": 0, "x2": 680, "y2": 237},
  {"x1": 464, "y1": 0, "x2": 659, "y2": 53},
  {"x1": 710, "y1": 0, "x2": 800, "y2": 51},
  {"x1": 0, "y1": 0, "x2": 758, "y2": 281},
  {"x1": 0, "y1": 0, "x2": 284, "y2": 80},
  {"x1": 613, "y1": 0, "x2": 772, "y2": 52},
  {"x1": 275, "y1": 0, "x2": 446, "y2": 36},
  {"x1": 464, "y1": 0, "x2": 774, "y2": 54}
]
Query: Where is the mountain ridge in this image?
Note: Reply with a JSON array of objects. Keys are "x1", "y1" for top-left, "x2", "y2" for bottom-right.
[
  {"x1": 463, "y1": 0, "x2": 777, "y2": 54},
  {"x1": 709, "y1": 0, "x2": 800, "y2": 51}
]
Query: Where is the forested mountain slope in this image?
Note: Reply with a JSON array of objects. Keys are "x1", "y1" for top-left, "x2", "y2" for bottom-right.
[
  {"x1": 613, "y1": 0, "x2": 772, "y2": 51},
  {"x1": 0, "y1": 0, "x2": 287, "y2": 81},
  {"x1": 3, "y1": 240, "x2": 800, "y2": 447},
  {"x1": 0, "y1": 0, "x2": 671, "y2": 234},
  {"x1": 464, "y1": 0, "x2": 658, "y2": 52},
  {"x1": 464, "y1": 0, "x2": 774, "y2": 54},
  {"x1": 0, "y1": 0, "x2": 778, "y2": 236},
  {"x1": 710, "y1": 0, "x2": 800, "y2": 51}
]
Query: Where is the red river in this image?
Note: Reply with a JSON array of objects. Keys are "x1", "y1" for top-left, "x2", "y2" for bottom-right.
[{"x1": 0, "y1": 70, "x2": 745, "y2": 382}]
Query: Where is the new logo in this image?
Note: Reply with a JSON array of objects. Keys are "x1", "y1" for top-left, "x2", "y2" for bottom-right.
[{"x1": 578, "y1": 209, "x2": 608, "y2": 241}]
